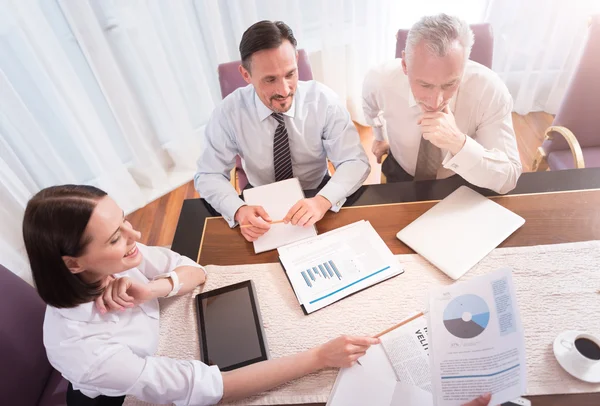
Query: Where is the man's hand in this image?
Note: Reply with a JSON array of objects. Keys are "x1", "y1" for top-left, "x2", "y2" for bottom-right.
[
  {"x1": 235, "y1": 205, "x2": 271, "y2": 242},
  {"x1": 461, "y1": 393, "x2": 491, "y2": 406},
  {"x1": 419, "y1": 105, "x2": 466, "y2": 155},
  {"x1": 284, "y1": 196, "x2": 332, "y2": 227},
  {"x1": 371, "y1": 139, "x2": 390, "y2": 164}
]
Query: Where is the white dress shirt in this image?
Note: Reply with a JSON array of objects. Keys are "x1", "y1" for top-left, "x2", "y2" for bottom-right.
[
  {"x1": 362, "y1": 59, "x2": 522, "y2": 194},
  {"x1": 195, "y1": 80, "x2": 370, "y2": 227},
  {"x1": 43, "y1": 244, "x2": 223, "y2": 406}
]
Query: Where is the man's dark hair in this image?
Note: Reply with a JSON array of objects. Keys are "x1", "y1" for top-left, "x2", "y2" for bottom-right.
[
  {"x1": 239, "y1": 20, "x2": 297, "y2": 72},
  {"x1": 23, "y1": 184, "x2": 107, "y2": 308}
]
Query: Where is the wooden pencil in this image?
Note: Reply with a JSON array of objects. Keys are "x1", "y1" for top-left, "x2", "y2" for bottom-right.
[
  {"x1": 375, "y1": 312, "x2": 425, "y2": 338},
  {"x1": 240, "y1": 219, "x2": 285, "y2": 228}
]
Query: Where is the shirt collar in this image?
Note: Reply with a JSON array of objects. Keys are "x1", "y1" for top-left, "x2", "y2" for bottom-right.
[
  {"x1": 254, "y1": 89, "x2": 296, "y2": 122},
  {"x1": 56, "y1": 301, "x2": 120, "y2": 323}
]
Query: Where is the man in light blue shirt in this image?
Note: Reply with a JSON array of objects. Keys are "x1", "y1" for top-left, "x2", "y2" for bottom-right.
[{"x1": 195, "y1": 21, "x2": 370, "y2": 242}]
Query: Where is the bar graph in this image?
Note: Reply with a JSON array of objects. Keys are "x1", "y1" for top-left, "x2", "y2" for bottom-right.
[
  {"x1": 329, "y1": 260, "x2": 342, "y2": 279},
  {"x1": 301, "y1": 260, "x2": 342, "y2": 287},
  {"x1": 301, "y1": 271, "x2": 312, "y2": 287}
]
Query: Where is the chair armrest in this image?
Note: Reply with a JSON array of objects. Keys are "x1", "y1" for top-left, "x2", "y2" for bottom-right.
[
  {"x1": 230, "y1": 167, "x2": 239, "y2": 193},
  {"x1": 379, "y1": 153, "x2": 389, "y2": 184},
  {"x1": 545, "y1": 125, "x2": 586, "y2": 169}
]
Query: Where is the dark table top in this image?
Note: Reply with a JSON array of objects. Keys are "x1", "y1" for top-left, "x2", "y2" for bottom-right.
[{"x1": 172, "y1": 168, "x2": 600, "y2": 261}]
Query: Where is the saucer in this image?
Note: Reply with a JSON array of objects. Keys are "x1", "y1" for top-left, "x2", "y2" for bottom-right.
[{"x1": 553, "y1": 330, "x2": 600, "y2": 383}]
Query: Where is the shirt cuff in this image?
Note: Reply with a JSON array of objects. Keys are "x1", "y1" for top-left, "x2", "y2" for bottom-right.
[
  {"x1": 317, "y1": 180, "x2": 347, "y2": 213},
  {"x1": 180, "y1": 363, "x2": 223, "y2": 406},
  {"x1": 442, "y1": 136, "x2": 484, "y2": 174},
  {"x1": 372, "y1": 126, "x2": 386, "y2": 142},
  {"x1": 221, "y1": 196, "x2": 246, "y2": 228}
]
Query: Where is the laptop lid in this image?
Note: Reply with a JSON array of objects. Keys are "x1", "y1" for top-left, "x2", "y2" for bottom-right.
[{"x1": 396, "y1": 186, "x2": 525, "y2": 280}]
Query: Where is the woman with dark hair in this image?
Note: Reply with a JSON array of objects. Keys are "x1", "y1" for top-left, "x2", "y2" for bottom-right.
[{"x1": 23, "y1": 184, "x2": 379, "y2": 406}]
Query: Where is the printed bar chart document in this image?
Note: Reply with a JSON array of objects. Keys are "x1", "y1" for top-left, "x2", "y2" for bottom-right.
[
  {"x1": 278, "y1": 220, "x2": 404, "y2": 314},
  {"x1": 428, "y1": 268, "x2": 527, "y2": 406},
  {"x1": 243, "y1": 178, "x2": 317, "y2": 254}
]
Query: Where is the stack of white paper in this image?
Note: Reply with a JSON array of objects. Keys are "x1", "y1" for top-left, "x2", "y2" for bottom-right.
[
  {"x1": 243, "y1": 178, "x2": 317, "y2": 254},
  {"x1": 327, "y1": 313, "x2": 434, "y2": 406},
  {"x1": 428, "y1": 268, "x2": 527, "y2": 406},
  {"x1": 278, "y1": 220, "x2": 404, "y2": 314},
  {"x1": 327, "y1": 268, "x2": 527, "y2": 406}
]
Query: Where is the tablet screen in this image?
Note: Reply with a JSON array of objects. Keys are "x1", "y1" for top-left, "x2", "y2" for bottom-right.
[{"x1": 196, "y1": 281, "x2": 268, "y2": 371}]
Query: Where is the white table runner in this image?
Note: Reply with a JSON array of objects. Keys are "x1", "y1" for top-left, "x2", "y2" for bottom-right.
[{"x1": 125, "y1": 241, "x2": 600, "y2": 406}]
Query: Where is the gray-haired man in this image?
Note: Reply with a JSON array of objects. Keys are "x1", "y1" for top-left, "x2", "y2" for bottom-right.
[{"x1": 362, "y1": 14, "x2": 522, "y2": 194}]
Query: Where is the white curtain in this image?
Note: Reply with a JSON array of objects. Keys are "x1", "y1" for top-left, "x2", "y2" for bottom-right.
[
  {"x1": 0, "y1": 0, "x2": 217, "y2": 280},
  {"x1": 485, "y1": 0, "x2": 600, "y2": 114},
  {"x1": 2, "y1": 0, "x2": 599, "y2": 281}
]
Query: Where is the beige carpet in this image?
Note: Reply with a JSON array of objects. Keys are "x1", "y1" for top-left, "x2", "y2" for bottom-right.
[{"x1": 125, "y1": 240, "x2": 600, "y2": 406}]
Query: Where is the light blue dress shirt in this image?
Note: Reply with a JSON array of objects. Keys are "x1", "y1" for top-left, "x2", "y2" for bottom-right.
[{"x1": 195, "y1": 80, "x2": 370, "y2": 227}]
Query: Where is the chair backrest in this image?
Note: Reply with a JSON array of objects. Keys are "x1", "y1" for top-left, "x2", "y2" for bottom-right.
[
  {"x1": 0, "y1": 264, "x2": 54, "y2": 406},
  {"x1": 217, "y1": 49, "x2": 314, "y2": 99},
  {"x1": 395, "y1": 23, "x2": 494, "y2": 69},
  {"x1": 543, "y1": 15, "x2": 600, "y2": 153}
]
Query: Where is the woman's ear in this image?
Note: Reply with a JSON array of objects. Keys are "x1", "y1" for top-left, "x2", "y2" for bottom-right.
[{"x1": 62, "y1": 256, "x2": 85, "y2": 274}]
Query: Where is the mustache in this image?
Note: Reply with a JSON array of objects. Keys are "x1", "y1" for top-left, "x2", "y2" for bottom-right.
[{"x1": 270, "y1": 92, "x2": 293, "y2": 101}]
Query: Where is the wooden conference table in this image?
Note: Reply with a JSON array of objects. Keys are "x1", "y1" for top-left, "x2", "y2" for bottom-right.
[{"x1": 172, "y1": 168, "x2": 600, "y2": 406}]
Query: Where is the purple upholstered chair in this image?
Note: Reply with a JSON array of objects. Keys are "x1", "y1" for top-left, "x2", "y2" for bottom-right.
[
  {"x1": 395, "y1": 23, "x2": 494, "y2": 69},
  {"x1": 0, "y1": 264, "x2": 68, "y2": 406},
  {"x1": 532, "y1": 15, "x2": 600, "y2": 171},
  {"x1": 217, "y1": 49, "x2": 314, "y2": 191}
]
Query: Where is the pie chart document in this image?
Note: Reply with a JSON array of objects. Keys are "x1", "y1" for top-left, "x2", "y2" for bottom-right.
[{"x1": 428, "y1": 268, "x2": 527, "y2": 406}]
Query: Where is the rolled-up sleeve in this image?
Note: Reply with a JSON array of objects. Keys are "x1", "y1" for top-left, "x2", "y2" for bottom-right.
[
  {"x1": 78, "y1": 343, "x2": 223, "y2": 406},
  {"x1": 194, "y1": 108, "x2": 245, "y2": 227},
  {"x1": 318, "y1": 102, "x2": 370, "y2": 211}
]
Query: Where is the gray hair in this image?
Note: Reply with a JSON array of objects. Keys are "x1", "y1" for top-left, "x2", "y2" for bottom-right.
[{"x1": 405, "y1": 14, "x2": 474, "y2": 64}]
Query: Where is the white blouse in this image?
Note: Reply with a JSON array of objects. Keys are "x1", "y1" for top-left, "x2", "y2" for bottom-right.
[{"x1": 43, "y1": 244, "x2": 223, "y2": 405}]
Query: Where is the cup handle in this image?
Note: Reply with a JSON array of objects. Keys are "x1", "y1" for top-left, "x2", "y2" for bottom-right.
[{"x1": 561, "y1": 339, "x2": 573, "y2": 350}]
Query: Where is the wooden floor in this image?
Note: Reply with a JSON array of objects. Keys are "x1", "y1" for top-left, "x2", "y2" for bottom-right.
[{"x1": 127, "y1": 112, "x2": 554, "y2": 246}]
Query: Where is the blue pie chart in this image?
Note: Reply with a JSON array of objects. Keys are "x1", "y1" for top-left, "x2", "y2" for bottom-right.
[{"x1": 443, "y1": 294, "x2": 490, "y2": 339}]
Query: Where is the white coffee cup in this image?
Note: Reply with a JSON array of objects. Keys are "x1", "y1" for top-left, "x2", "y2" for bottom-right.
[{"x1": 559, "y1": 332, "x2": 600, "y2": 372}]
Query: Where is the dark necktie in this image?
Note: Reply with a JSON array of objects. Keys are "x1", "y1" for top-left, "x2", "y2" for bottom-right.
[
  {"x1": 414, "y1": 137, "x2": 443, "y2": 180},
  {"x1": 272, "y1": 112, "x2": 294, "y2": 181}
]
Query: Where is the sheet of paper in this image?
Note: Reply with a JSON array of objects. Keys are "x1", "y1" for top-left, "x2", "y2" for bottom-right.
[
  {"x1": 428, "y1": 268, "x2": 527, "y2": 406},
  {"x1": 380, "y1": 313, "x2": 433, "y2": 395},
  {"x1": 278, "y1": 220, "x2": 404, "y2": 313},
  {"x1": 243, "y1": 178, "x2": 317, "y2": 253},
  {"x1": 327, "y1": 344, "x2": 397, "y2": 406},
  {"x1": 327, "y1": 316, "x2": 434, "y2": 406}
]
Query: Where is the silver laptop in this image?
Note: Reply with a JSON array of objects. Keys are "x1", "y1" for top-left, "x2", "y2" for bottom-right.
[{"x1": 396, "y1": 186, "x2": 525, "y2": 280}]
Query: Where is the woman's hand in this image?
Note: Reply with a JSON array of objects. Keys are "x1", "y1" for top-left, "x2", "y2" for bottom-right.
[
  {"x1": 315, "y1": 335, "x2": 381, "y2": 368},
  {"x1": 95, "y1": 276, "x2": 153, "y2": 314}
]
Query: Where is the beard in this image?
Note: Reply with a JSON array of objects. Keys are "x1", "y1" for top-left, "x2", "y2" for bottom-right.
[{"x1": 269, "y1": 92, "x2": 295, "y2": 113}]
